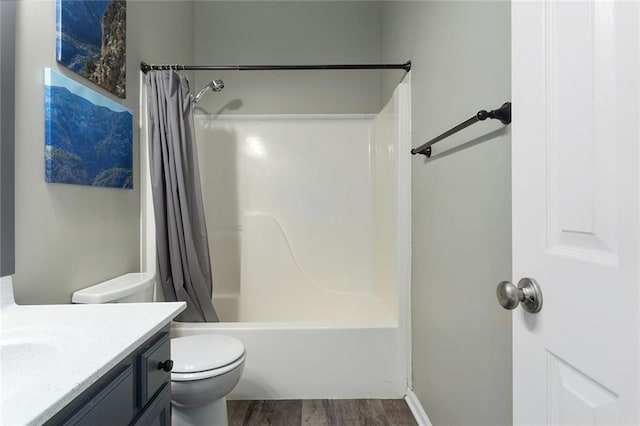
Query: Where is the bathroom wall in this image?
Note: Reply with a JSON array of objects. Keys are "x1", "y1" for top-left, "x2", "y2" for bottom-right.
[
  {"x1": 12, "y1": 1, "x2": 195, "y2": 304},
  {"x1": 0, "y1": 1, "x2": 16, "y2": 277},
  {"x1": 380, "y1": 2, "x2": 512, "y2": 425},
  {"x1": 192, "y1": 1, "x2": 388, "y2": 114}
]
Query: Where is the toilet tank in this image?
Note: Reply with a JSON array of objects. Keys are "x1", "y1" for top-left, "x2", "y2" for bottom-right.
[{"x1": 72, "y1": 273, "x2": 155, "y2": 304}]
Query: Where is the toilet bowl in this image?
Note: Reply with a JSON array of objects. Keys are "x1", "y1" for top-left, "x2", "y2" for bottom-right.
[
  {"x1": 171, "y1": 334, "x2": 246, "y2": 426},
  {"x1": 72, "y1": 273, "x2": 246, "y2": 426}
]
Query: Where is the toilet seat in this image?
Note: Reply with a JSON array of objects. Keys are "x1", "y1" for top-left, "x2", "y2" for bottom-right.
[
  {"x1": 171, "y1": 335, "x2": 246, "y2": 382},
  {"x1": 171, "y1": 354, "x2": 246, "y2": 381}
]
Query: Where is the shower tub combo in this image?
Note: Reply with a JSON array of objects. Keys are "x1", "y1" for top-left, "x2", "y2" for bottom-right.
[{"x1": 141, "y1": 78, "x2": 412, "y2": 399}]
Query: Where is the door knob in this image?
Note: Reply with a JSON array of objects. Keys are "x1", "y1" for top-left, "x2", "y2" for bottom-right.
[{"x1": 496, "y1": 278, "x2": 543, "y2": 313}]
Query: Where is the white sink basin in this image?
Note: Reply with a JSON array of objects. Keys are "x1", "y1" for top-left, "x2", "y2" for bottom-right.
[{"x1": 0, "y1": 326, "x2": 81, "y2": 400}]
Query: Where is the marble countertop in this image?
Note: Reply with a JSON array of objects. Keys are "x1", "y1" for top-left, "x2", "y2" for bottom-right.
[{"x1": 0, "y1": 301, "x2": 186, "y2": 425}]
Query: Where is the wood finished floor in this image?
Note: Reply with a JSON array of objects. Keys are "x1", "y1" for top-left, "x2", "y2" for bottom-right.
[{"x1": 227, "y1": 399, "x2": 417, "y2": 426}]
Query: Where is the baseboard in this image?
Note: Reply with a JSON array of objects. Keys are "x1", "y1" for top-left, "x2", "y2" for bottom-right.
[{"x1": 405, "y1": 388, "x2": 433, "y2": 426}]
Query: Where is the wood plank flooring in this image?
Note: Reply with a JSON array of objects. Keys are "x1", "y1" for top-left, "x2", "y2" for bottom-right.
[{"x1": 227, "y1": 399, "x2": 417, "y2": 426}]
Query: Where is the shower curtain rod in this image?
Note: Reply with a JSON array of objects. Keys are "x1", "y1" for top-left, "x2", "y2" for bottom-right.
[{"x1": 140, "y1": 61, "x2": 411, "y2": 73}]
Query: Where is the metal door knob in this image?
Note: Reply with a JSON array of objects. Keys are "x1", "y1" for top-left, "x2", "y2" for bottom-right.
[{"x1": 496, "y1": 278, "x2": 543, "y2": 313}]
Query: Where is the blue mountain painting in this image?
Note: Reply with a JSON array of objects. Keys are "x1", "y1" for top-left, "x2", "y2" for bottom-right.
[
  {"x1": 56, "y1": 0, "x2": 126, "y2": 98},
  {"x1": 56, "y1": 0, "x2": 106, "y2": 70},
  {"x1": 44, "y1": 69, "x2": 132, "y2": 189}
]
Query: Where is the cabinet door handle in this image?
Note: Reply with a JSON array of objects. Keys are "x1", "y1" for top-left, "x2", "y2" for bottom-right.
[{"x1": 157, "y1": 360, "x2": 174, "y2": 372}]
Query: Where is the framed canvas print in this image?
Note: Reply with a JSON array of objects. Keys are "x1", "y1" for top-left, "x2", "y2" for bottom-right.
[
  {"x1": 56, "y1": 0, "x2": 126, "y2": 98},
  {"x1": 44, "y1": 69, "x2": 133, "y2": 189}
]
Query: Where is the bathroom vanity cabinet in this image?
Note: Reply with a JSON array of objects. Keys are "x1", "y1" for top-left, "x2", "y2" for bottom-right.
[{"x1": 45, "y1": 326, "x2": 173, "y2": 426}]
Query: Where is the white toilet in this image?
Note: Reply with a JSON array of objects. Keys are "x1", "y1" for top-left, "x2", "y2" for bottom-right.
[{"x1": 72, "y1": 273, "x2": 246, "y2": 426}]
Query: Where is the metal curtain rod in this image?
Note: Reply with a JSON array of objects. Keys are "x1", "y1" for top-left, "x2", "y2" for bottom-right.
[
  {"x1": 411, "y1": 102, "x2": 512, "y2": 158},
  {"x1": 140, "y1": 61, "x2": 411, "y2": 73}
]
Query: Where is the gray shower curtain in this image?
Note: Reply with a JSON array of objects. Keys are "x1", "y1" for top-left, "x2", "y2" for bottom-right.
[{"x1": 145, "y1": 70, "x2": 219, "y2": 322}]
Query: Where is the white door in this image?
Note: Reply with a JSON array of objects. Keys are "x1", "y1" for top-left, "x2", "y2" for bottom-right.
[{"x1": 511, "y1": 1, "x2": 640, "y2": 425}]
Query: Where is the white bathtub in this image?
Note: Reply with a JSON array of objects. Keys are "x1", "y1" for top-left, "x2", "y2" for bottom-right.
[
  {"x1": 141, "y1": 75, "x2": 412, "y2": 400},
  {"x1": 171, "y1": 321, "x2": 406, "y2": 399}
]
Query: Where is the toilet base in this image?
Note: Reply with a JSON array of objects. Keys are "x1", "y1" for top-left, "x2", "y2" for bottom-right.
[{"x1": 172, "y1": 397, "x2": 228, "y2": 426}]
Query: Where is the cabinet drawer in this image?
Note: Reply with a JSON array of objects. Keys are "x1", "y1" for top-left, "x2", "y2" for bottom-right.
[
  {"x1": 138, "y1": 332, "x2": 171, "y2": 407},
  {"x1": 132, "y1": 383, "x2": 171, "y2": 426},
  {"x1": 61, "y1": 365, "x2": 134, "y2": 426}
]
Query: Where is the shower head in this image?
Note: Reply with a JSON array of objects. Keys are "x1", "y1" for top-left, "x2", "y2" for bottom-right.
[
  {"x1": 193, "y1": 79, "x2": 224, "y2": 104},
  {"x1": 209, "y1": 79, "x2": 224, "y2": 91}
]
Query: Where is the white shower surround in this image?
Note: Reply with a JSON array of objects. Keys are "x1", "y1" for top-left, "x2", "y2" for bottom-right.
[
  {"x1": 195, "y1": 112, "x2": 391, "y2": 324},
  {"x1": 141, "y1": 77, "x2": 411, "y2": 399}
]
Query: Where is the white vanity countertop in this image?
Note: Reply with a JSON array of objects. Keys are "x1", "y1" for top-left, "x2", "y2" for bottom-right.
[{"x1": 0, "y1": 301, "x2": 186, "y2": 425}]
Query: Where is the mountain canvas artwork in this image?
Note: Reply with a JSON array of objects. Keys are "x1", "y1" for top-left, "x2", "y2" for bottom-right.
[
  {"x1": 56, "y1": 0, "x2": 126, "y2": 98},
  {"x1": 44, "y1": 69, "x2": 133, "y2": 189}
]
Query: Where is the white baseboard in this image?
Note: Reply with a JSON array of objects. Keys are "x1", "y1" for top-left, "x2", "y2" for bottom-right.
[{"x1": 405, "y1": 388, "x2": 433, "y2": 426}]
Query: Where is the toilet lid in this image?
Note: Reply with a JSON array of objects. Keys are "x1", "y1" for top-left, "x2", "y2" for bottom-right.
[{"x1": 171, "y1": 335, "x2": 245, "y2": 373}]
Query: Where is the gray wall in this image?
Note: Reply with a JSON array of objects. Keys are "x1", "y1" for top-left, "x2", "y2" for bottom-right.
[
  {"x1": 381, "y1": 2, "x2": 512, "y2": 425},
  {"x1": 12, "y1": 1, "x2": 195, "y2": 304},
  {"x1": 192, "y1": 1, "x2": 385, "y2": 114},
  {"x1": 0, "y1": 0, "x2": 16, "y2": 277}
]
